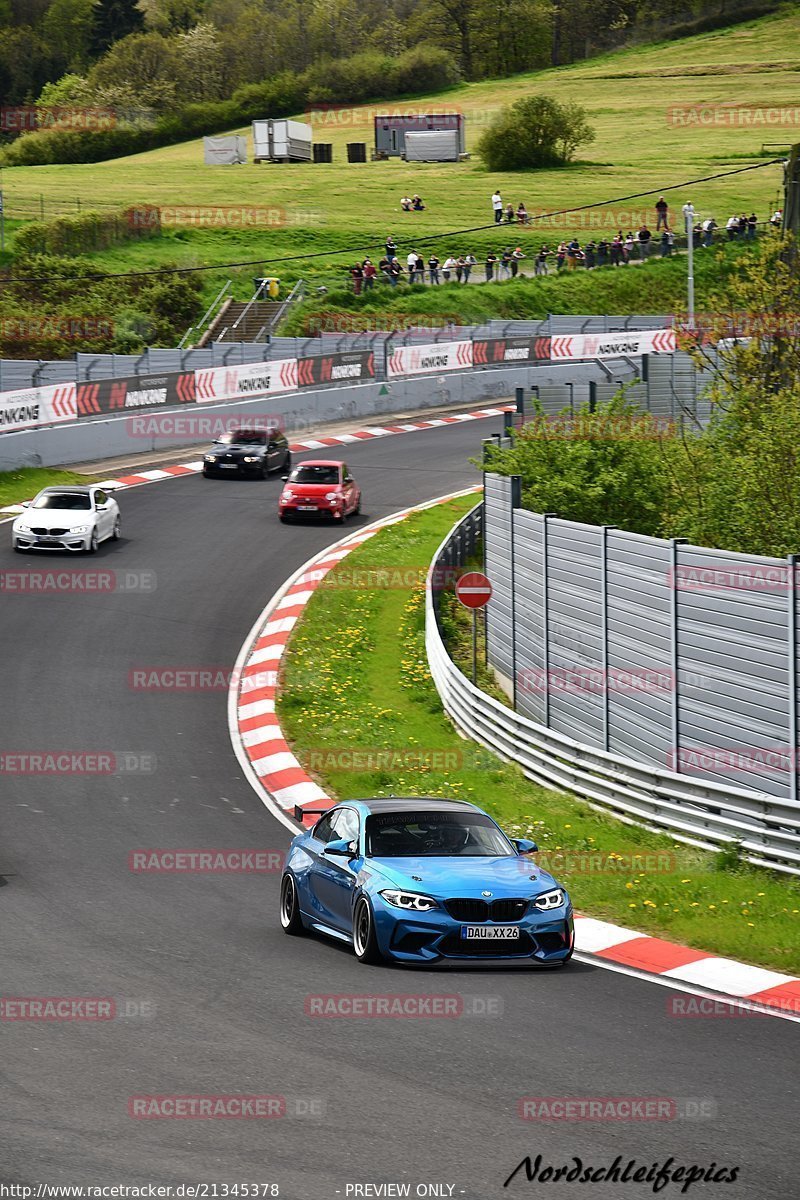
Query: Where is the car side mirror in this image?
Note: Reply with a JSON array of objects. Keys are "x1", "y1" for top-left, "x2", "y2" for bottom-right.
[
  {"x1": 513, "y1": 838, "x2": 538, "y2": 854},
  {"x1": 21, "y1": 501, "x2": 30, "y2": 507},
  {"x1": 280, "y1": 475, "x2": 289, "y2": 482},
  {"x1": 97, "y1": 503, "x2": 109, "y2": 510},
  {"x1": 344, "y1": 475, "x2": 353, "y2": 483},
  {"x1": 323, "y1": 838, "x2": 356, "y2": 858}
]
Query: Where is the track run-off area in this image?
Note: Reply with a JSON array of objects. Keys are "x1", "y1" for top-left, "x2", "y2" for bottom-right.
[{"x1": 1, "y1": 417, "x2": 797, "y2": 1198}]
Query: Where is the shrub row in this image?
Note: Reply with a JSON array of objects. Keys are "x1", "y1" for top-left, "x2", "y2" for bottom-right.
[{"x1": 14, "y1": 210, "x2": 161, "y2": 256}]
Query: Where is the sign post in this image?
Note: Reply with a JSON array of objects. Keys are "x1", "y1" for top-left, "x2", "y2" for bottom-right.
[{"x1": 455, "y1": 572, "x2": 493, "y2": 685}]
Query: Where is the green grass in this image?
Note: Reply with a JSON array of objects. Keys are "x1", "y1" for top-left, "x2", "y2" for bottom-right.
[
  {"x1": 277, "y1": 497, "x2": 800, "y2": 974},
  {"x1": 0, "y1": 467, "x2": 102, "y2": 508},
  {"x1": 1, "y1": 8, "x2": 796, "y2": 308}
]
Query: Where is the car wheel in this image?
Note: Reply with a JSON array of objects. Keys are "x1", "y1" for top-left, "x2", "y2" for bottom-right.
[
  {"x1": 355, "y1": 495, "x2": 361, "y2": 515},
  {"x1": 87, "y1": 529, "x2": 98, "y2": 554},
  {"x1": 284, "y1": 451, "x2": 292, "y2": 472},
  {"x1": 279, "y1": 513, "x2": 289, "y2": 524},
  {"x1": 279, "y1": 874, "x2": 306, "y2": 936},
  {"x1": 13, "y1": 540, "x2": 23, "y2": 553},
  {"x1": 259, "y1": 463, "x2": 268, "y2": 480},
  {"x1": 202, "y1": 469, "x2": 212, "y2": 478},
  {"x1": 112, "y1": 516, "x2": 121, "y2": 541},
  {"x1": 353, "y1": 896, "x2": 383, "y2": 964}
]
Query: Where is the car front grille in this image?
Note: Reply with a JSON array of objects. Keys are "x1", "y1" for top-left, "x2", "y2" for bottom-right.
[{"x1": 444, "y1": 898, "x2": 529, "y2": 922}]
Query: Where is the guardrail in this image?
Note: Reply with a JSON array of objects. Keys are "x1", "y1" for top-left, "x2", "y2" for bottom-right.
[{"x1": 426, "y1": 503, "x2": 800, "y2": 876}]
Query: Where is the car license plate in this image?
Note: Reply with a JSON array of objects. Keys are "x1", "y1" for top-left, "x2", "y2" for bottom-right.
[
  {"x1": 298, "y1": 505, "x2": 317, "y2": 511},
  {"x1": 219, "y1": 463, "x2": 237, "y2": 469},
  {"x1": 461, "y1": 925, "x2": 520, "y2": 940}
]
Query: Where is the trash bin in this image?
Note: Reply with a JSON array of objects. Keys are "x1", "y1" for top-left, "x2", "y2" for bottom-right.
[
  {"x1": 313, "y1": 143, "x2": 333, "y2": 163},
  {"x1": 346, "y1": 142, "x2": 367, "y2": 163}
]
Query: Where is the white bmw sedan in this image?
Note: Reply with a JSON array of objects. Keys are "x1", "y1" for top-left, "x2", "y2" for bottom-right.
[{"x1": 12, "y1": 486, "x2": 121, "y2": 554}]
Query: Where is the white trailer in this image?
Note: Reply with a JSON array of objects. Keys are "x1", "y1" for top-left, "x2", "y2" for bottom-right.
[{"x1": 252, "y1": 119, "x2": 312, "y2": 163}]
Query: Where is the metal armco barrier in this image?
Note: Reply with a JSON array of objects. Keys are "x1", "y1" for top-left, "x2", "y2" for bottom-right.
[{"x1": 427, "y1": 505, "x2": 800, "y2": 876}]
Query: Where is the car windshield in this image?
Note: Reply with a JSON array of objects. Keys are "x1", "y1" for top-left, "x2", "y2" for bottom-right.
[
  {"x1": 290, "y1": 465, "x2": 340, "y2": 485},
  {"x1": 217, "y1": 430, "x2": 266, "y2": 445},
  {"x1": 31, "y1": 493, "x2": 91, "y2": 510},
  {"x1": 366, "y1": 811, "x2": 514, "y2": 857}
]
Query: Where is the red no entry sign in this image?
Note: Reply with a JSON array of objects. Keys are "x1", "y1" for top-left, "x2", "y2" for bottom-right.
[{"x1": 455, "y1": 572, "x2": 492, "y2": 609}]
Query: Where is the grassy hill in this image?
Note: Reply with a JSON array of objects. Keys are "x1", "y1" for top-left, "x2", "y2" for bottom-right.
[{"x1": 0, "y1": 7, "x2": 797, "y2": 310}]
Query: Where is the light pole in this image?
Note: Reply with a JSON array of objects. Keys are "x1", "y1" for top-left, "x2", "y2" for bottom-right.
[{"x1": 682, "y1": 202, "x2": 696, "y2": 330}]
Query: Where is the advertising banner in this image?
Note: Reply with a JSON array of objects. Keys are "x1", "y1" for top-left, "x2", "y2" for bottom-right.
[
  {"x1": 194, "y1": 359, "x2": 298, "y2": 404},
  {"x1": 77, "y1": 373, "x2": 195, "y2": 416},
  {"x1": 387, "y1": 340, "x2": 473, "y2": 379},
  {"x1": 472, "y1": 336, "x2": 551, "y2": 365},
  {"x1": 550, "y1": 329, "x2": 676, "y2": 360},
  {"x1": 0, "y1": 382, "x2": 76, "y2": 432},
  {"x1": 297, "y1": 351, "x2": 375, "y2": 387}
]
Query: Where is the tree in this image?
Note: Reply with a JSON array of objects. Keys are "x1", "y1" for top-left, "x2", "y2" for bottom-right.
[
  {"x1": 42, "y1": 0, "x2": 96, "y2": 72},
  {"x1": 138, "y1": 0, "x2": 205, "y2": 32},
  {"x1": 90, "y1": 0, "x2": 144, "y2": 56},
  {"x1": 88, "y1": 30, "x2": 181, "y2": 112},
  {"x1": 477, "y1": 94, "x2": 595, "y2": 170}
]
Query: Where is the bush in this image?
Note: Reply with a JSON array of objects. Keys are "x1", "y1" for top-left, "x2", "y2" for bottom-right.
[
  {"x1": 14, "y1": 210, "x2": 161, "y2": 257},
  {"x1": 477, "y1": 95, "x2": 595, "y2": 171},
  {"x1": 387, "y1": 45, "x2": 461, "y2": 96}
]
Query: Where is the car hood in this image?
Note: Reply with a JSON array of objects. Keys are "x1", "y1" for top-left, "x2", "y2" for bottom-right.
[
  {"x1": 211, "y1": 444, "x2": 262, "y2": 456},
  {"x1": 366, "y1": 855, "x2": 560, "y2": 898},
  {"x1": 20, "y1": 509, "x2": 94, "y2": 528}
]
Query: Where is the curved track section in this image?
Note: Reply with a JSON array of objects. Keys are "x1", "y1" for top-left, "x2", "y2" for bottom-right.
[{"x1": 1, "y1": 421, "x2": 797, "y2": 1198}]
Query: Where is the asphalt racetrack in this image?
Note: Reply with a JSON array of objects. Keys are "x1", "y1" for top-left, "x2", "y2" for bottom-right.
[{"x1": 1, "y1": 419, "x2": 797, "y2": 1198}]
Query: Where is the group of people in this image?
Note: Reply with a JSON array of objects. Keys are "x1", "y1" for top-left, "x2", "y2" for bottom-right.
[
  {"x1": 345, "y1": 204, "x2": 775, "y2": 290},
  {"x1": 491, "y1": 191, "x2": 531, "y2": 224},
  {"x1": 400, "y1": 194, "x2": 426, "y2": 211}
]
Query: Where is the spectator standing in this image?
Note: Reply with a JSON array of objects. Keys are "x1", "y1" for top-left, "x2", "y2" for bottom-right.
[
  {"x1": 556, "y1": 241, "x2": 567, "y2": 270},
  {"x1": 597, "y1": 238, "x2": 609, "y2": 267},
  {"x1": 667, "y1": 229, "x2": 675, "y2": 253},
  {"x1": 702, "y1": 217, "x2": 716, "y2": 247},
  {"x1": 566, "y1": 237, "x2": 581, "y2": 269},
  {"x1": 414, "y1": 254, "x2": 425, "y2": 284},
  {"x1": 498, "y1": 247, "x2": 511, "y2": 278},
  {"x1": 516, "y1": 202, "x2": 529, "y2": 224},
  {"x1": 747, "y1": 212, "x2": 758, "y2": 239},
  {"x1": 455, "y1": 255, "x2": 465, "y2": 283},
  {"x1": 511, "y1": 246, "x2": 525, "y2": 276},
  {"x1": 726, "y1": 215, "x2": 738, "y2": 240},
  {"x1": 442, "y1": 254, "x2": 457, "y2": 282},
  {"x1": 610, "y1": 235, "x2": 622, "y2": 267},
  {"x1": 637, "y1": 225, "x2": 652, "y2": 258},
  {"x1": 535, "y1": 245, "x2": 550, "y2": 275},
  {"x1": 388, "y1": 258, "x2": 402, "y2": 286},
  {"x1": 655, "y1": 196, "x2": 669, "y2": 230},
  {"x1": 485, "y1": 250, "x2": 497, "y2": 281},
  {"x1": 363, "y1": 258, "x2": 377, "y2": 289},
  {"x1": 407, "y1": 249, "x2": 418, "y2": 276},
  {"x1": 584, "y1": 241, "x2": 596, "y2": 269},
  {"x1": 492, "y1": 191, "x2": 503, "y2": 223},
  {"x1": 737, "y1": 214, "x2": 747, "y2": 238},
  {"x1": 660, "y1": 230, "x2": 670, "y2": 257},
  {"x1": 386, "y1": 235, "x2": 397, "y2": 260},
  {"x1": 770, "y1": 209, "x2": 783, "y2": 229},
  {"x1": 463, "y1": 253, "x2": 476, "y2": 282},
  {"x1": 378, "y1": 255, "x2": 391, "y2": 282},
  {"x1": 624, "y1": 232, "x2": 635, "y2": 262},
  {"x1": 351, "y1": 262, "x2": 363, "y2": 294},
  {"x1": 428, "y1": 253, "x2": 440, "y2": 285}
]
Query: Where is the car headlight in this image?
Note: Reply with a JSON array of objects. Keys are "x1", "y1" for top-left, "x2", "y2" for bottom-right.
[
  {"x1": 204, "y1": 455, "x2": 216, "y2": 462},
  {"x1": 282, "y1": 489, "x2": 294, "y2": 499},
  {"x1": 325, "y1": 492, "x2": 341, "y2": 502},
  {"x1": 243, "y1": 456, "x2": 258, "y2": 463},
  {"x1": 532, "y1": 888, "x2": 566, "y2": 911},
  {"x1": 379, "y1": 889, "x2": 438, "y2": 912},
  {"x1": 71, "y1": 526, "x2": 89, "y2": 534},
  {"x1": 16, "y1": 523, "x2": 31, "y2": 532}
]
